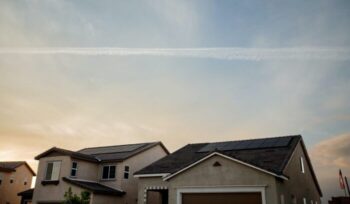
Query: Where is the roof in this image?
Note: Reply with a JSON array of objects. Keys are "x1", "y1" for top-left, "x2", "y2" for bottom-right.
[
  {"x1": 0, "y1": 161, "x2": 36, "y2": 175},
  {"x1": 35, "y1": 142, "x2": 169, "y2": 163},
  {"x1": 135, "y1": 135, "x2": 300, "y2": 176},
  {"x1": 135, "y1": 135, "x2": 322, "y2": 196},
  {"x1": 78, "y1": 142, "x2": 169, "y2": 162},
  {"x1": 18, "y1": 188, "x2": 34, "y2": 197},
  {"x1": 62, "y1": 177, "x2": 125, "y2": 196}
]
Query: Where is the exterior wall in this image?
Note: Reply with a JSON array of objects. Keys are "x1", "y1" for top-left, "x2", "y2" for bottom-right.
[
  {"x1": 91, "y1": 194, "x2": 123, "y2": 204},
  {"x1": 32, "y1": 155, "x2": 98, "y2": 203},
  {"x1": 33, "y1": 144, "x2": 168, "y2": 204},
  {"x1": 276, "y1": 142, "x2": 321, "y2": 204},
  {"x1": 120, "y1": 144, "x2": 168, "y2": 204},
  {"x1": 0, "y1": 165, "x2": 34, "y2": 204},
  {"x1": 98, "y1": 144, "x2": 168, "y2": 204},
  {"x1": 137, "y1": 155, "x2": 279, "y2": 204}
]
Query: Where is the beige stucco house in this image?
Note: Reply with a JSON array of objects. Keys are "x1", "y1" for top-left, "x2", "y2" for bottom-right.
[
  {"x1": 32, "y1": 142, "x2": 168, "y2": 204},
  {"x1": 134, "y1": 135, "x2": 322, "y2": 204},
  {"x1": 0, "y1": 161, "x2": 36, "y2": 204}
]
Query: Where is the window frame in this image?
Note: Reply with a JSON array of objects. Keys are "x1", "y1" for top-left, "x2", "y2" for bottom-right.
[
  {"x1": 300, "y1": 157, "x2": 305, "y2": 173},
  {"x1": 70, "y1": 161, "x2": 78, "y2": 177},
  {"x1": 124, "y1": 165, "x2": 130, "y2": 179},
  {"x1": 44, "y1": 161, "x2": 61, "y2": 181},
  {"x1": 101, "y1": 165, "x2": 116, "y2": 180}
]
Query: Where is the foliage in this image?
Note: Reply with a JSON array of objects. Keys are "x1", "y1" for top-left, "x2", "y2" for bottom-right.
[{"x1": 62, "y1": 187, "x2": 91, "y2": 204}]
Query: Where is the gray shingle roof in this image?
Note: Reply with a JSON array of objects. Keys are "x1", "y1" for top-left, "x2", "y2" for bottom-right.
[
  {"x1": 0, "y1": 161, "x2": 36, "y2": 175},
  {"x1": 63, "y1": 177, "x2": 125, "y2": 196},
  {"x1": 135, "y1": 135, "x2": 300, "y2": 176},
  {"x1": 35, "y1": 142, "x2": 168, "y2": 163},
  {"x1": 0, "y1": 161, "x2": 25, "y2": 171}
]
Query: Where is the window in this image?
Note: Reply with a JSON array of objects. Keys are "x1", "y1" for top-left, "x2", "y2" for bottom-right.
[
  {"x1": 24, "y1": 178, "x2": 27, "y2": 185},
  {"x1": 0, "y1": 173, "x2": 2, "y2": 185},
  {"x1": 291, "y1": 195, "x2": 297, "y2": 204},
  {"x1": 303, "y1": 197, "x2": 307, "y2": 204},
  {"x1": 300, "y1": 157, "x2": 305, "y2": 173},
  {"x1": 71, "y1": 162, "x2": 78, "y2": 177},
  {"x1": 124, "y1": 166, "x2": 130, "y2": 179},
  {"x1": 102, "y1": 165, "x2": 116, "y2": 180},
  {"x1": 280, "y1": 194, "x2": 285, "y2": 204},
  {"x1": 45, "y1": 161, "x2": 61, "y2": 181},
  {"x1": 10, "y1": 175, "x2": 14, "y2": 184}
]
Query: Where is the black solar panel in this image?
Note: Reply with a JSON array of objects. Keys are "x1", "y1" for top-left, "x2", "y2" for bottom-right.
[{"x1": 197, "y1": 137, "x2": 293, "y2": 153}]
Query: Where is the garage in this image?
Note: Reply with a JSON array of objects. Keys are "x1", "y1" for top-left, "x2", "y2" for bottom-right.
[{"x1": 182, "y1": 192, "x2": 262, "y2": 204}]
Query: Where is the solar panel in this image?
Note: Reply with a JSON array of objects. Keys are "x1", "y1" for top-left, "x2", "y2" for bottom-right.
[
  {"x1": 79, "y1": 143, "x2": 145, "y2": 155},
  {"x1": 197, "y1": 137, "x2": 293, "y2": 153}
]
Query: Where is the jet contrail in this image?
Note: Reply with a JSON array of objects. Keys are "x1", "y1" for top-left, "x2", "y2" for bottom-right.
[{"x1": 0, "y1": 47, "x2": 349, "y2": 61}]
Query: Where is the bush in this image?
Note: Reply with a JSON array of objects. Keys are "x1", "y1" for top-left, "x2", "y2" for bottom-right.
[{"x1": 62, "y1": 187, "x2": 91, "y2": 204}]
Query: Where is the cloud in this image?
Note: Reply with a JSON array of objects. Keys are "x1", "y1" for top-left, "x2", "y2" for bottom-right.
[
  {"x1": 0, "y1": 47, "x2": 349, "y2": 61},
  {"x1": 310, "y1": 134, "x2": 350, "y2": 202}
]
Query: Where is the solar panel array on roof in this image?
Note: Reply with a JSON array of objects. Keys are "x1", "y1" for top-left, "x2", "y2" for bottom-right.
[
  {"x1": 197, "y1": 137, "x2": 292, "y2": 153},
  {"x1": 79, "y1": 143, "x2": 146, "y2": 155}
]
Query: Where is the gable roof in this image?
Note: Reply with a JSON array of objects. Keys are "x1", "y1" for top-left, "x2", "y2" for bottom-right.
[
  {"x1": 134, "y1": 135, "x2": 322, "y2": 196},
  {"x1": 135, "y1": 135, "x2": 300, "y2": 177},
  {"x1": 35, "y1": 142, "x2": 168, "y2": 163},
  {"x1": 63, "y1": 177, "x2": 125, "y2": 196},
  {"x1": 0, "y1": 161, "x2": 36, "y2": 175}
]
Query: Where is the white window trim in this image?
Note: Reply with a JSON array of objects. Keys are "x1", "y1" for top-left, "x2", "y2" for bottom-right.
[
  {"x1": 176, "y1": 186, "x2": 267, "y2": 204},
  {"x1": 101, "y1": 165, "x2": 116, "y2": 180},
  {"x1": 164, "y1": 152, "x2": 288, "y2": 181},
  {"x1": 44, "y1": 161, "x2": 61, "y2": 181},
  {"x1": 71, "y1": 161, "x2": 78, "y2": 177}
]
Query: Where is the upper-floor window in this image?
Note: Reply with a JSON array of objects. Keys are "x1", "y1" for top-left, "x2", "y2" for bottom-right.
[
  {"x1": 300, "y1": 157, "x2": 305, "y2": 173},
  {"x1": 71, "y1": 162, "x2": 78, "y2": 177},
  {"x1": 102, "y1": 165, "x2": 116, "y2": 180},
  {"x1": 45, "y1": 161, "x2": 61, "y2": 181},
  {"x1": 10, "y1": 175, "x2": 14, "y2": 184},
  {"x1": 124, "y1": 166, "x2": 130, "y2": 179}
]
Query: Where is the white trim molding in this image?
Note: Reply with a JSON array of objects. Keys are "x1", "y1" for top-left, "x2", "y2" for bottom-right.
[
  {"x1": 176, "y1": 185, "x2": 267, "y2": 204},
  {"x1": 163, "y1": 152, "x2": 288, "y2": 181},
  {"x1": 134, "y1": 173, "x2": 169, "y2": 178}
]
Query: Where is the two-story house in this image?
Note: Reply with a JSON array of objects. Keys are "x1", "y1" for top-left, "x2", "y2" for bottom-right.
[
  {"x1": 32, "y1": 142, "x2": 169, "y2": 204},
  {"x1": 0, "y1": 161, "x2": 36, "y2": 204},
  {"x1": 134, "y1": 135, "x2": 322, "y2": 204}
]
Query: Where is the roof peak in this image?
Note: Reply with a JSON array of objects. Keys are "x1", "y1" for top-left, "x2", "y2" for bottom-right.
[
  {"x1": 193, "y1": 134, "x2": 301, "y2": 145},
  {"x1": 78, "y1": 141, "x2": 159, "y2": 152}
]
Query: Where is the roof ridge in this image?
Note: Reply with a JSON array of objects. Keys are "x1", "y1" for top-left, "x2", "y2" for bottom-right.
[
  {"x1": 78, "y1": 142, "x2": 159, "y2": 152},
  {"x1": 195, "y1": 135, "x2": 301, "y2": 145}
]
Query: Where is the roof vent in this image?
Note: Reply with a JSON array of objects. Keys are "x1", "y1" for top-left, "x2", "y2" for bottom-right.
[{"x1": 213, "y1": 161, "x2": 222, "y2": 167}]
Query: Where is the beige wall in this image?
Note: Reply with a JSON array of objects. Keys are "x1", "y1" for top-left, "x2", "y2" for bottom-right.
[
  {"x1": 137, "y1": 155, "x2": 279, "y2": 204},
  {"x1": 32, "y1": 155, "x2": 99, "y2": 203},
  {"x1": 0, "y1": 165, "x2": 34, "y2": 204},
  {"x1": 91, "y1": 194, "x2": 123, "y2": 204},
  {"x1": 33, "y1": 144, "x2": 168, "y2": 204},
  {"x1": 98, "y1": 144, "x2": 168, "y2": 204},
  {"x1": 277, "y1": 142, "x2": 322, "y2": 204}
]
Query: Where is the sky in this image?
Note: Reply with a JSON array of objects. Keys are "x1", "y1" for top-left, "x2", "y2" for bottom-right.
[{"x1": 0, "y1": 0, "x2": 350, "y2": 202}]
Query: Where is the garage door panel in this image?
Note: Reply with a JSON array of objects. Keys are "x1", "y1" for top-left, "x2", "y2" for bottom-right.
[{"x1": 182, "y1": 192, "x2": 262, "y2": 204}]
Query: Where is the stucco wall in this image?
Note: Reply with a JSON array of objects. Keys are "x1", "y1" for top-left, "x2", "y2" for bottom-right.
[
  {"x1": 137, "y1": 155, "x2": 279, "y2": 204},
  {"x1": 0, "y1": 165, "x2": 34, "y2": 204},
  {"x1": 277, "y1": 142, "x2": 322, "y2": 204},
  {"x1": 91, "y1": 194, "x2": 123, "y2": 204},
  {"x1": 98, "y1": 144, "x2": 168, "y2": 204}
]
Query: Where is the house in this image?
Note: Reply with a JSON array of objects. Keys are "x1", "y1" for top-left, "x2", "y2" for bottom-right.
[
  {"x1": 32, "y1": 142, "x2": 169, "y2": 204},
  {"x1": 0, "y1": 161, "x2": 36, "y2": 204},
  {"x1": 134, "y1": 135, "x2": 322, "y2": 204}
]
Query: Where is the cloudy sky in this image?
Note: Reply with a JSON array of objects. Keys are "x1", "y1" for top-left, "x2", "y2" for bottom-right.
[{"x1": 1, "y1": 0, "x2": 350, "y2": 202}]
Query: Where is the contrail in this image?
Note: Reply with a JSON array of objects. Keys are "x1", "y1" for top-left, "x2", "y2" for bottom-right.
[{"x1": 0, "y1": 47, "x2": 349, "y2": 61}]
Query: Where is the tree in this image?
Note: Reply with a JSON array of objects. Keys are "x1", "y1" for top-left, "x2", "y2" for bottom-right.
[{"x1": 62, "y1": 187, "x2": 91, "y2": 204}]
